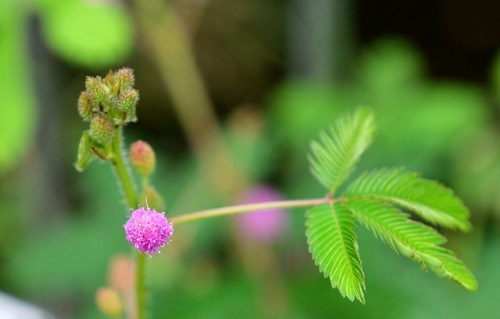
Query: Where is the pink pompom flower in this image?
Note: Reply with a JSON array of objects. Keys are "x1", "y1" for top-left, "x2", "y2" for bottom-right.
[{"x1": 124, "y1": 207, "x2": 174, "y2": 255}]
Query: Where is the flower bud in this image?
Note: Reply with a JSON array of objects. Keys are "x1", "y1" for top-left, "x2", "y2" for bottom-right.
[
  {"x1": 126, "y1": 105, "x2": 138, "y2": 123},
  {"x1": 77, "y1": 91, "x2": 95, "y2": 121},
  {"x1": 140, "y1": 186, "x2": 166, "y2": 212},
  {"x1": 75, "y1": 132, "x2": 94, "y2": 171},
  {"x1": 115, "y1": 67, "x2": 135, "y2": 90},
  {"x1": 95, "y1": 287, "x2": 123, "y2": 317},
  {"x1": 118, "y1": 88, "x2": 139, "y2": 112},
  {"x1": 104, "y1": 70, "x2": 123, "y2": 98},
  {"x1": 129, "y1": 140, "x2": 156, "y2": 176},
  {"x1": 103, "y1": 69, "x2": 116, "y2": 85},
  {"x1": 89, "y1": 114, "x2": 115, "y2": 145},
  {"x1": 85, "y1": 76, "x2": 108, "y2": 106},
  {"x1": 124, "y1": 207, "x2": 174, "y2": 255}
]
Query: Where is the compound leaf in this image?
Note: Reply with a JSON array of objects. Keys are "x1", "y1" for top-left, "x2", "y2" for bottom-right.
[
  {"x1": 345, "y1": 199, "x2": 477, "y2": 290},
  {"x1": 345, "y1": 168, "x2": 471, "y2": 231},
  {"x1": 306, "y1": 203, "x2": 366, "y2": 303},
  {"x1": 309, "y1": 108, "x2": 375, "y2": 193}
]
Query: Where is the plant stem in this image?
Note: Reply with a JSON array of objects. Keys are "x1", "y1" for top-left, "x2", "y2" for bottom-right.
[
  {"x1": 111, "y1": 126, "x2": 138, "y2": 208},
  {"x1": 170, "y1": 197, "x2": 332, "y2": 225},
  {"x1": 136, "y1": 252, "x2": 147, "y2": 319},
  {"x1": 110, "y1": 126, "x2": 146, "y2": 319}
]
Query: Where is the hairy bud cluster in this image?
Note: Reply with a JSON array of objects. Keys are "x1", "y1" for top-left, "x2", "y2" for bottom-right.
[
  {"x1": 75, "y1": 68, "x2": 139, "y2": 171},
  {"x1": 78, "y1": 67, "x2": 139, "y2": 126}
]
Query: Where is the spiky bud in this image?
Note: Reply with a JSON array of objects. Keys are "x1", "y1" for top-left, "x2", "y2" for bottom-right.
[
  {"x1": 115, "y1": 67, "x2": 135, "y2": 90},
  {"x1": 77, "y1": 91, "x2": 95, "y2": 121},
  {"x1": 75, "y1": 132, "x2": 94, "y2": 171},
  {"x1": 124, "y1": 207, "x2": 174, "y2": 255},
  {"x1": 118, "y1": 88, "x2": 139, "y2": 112},
  {"x1": 129, "y1": 140, "x2": 156, "y2": 176},
  {"x1": 85, "y1": 76, "x2": 108, "y2": 107},
  {"x1": 89, "y1": 114, "x2": 115, "y2": 145}
]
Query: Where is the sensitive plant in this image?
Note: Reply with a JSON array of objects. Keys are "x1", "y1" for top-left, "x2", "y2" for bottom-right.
[{"x1": 75, "y1": 68, "x2": 477, "y2": 318}]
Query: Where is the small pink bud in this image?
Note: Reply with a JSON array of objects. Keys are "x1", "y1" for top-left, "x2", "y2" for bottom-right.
[
  {"x1": 129, "y1": 140, "x2": 156, "y2": 176},
  {"x1": 124, "y1": 207, "x2": 174, "y2": 255},
  {"x1": 236, "y1": 185, "x2": 289, "y2": 243}
]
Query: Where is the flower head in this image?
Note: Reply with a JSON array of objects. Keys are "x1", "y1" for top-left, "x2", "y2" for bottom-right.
[{"x1": 124, "y1": 207, "x2": 173, "y2": 255}]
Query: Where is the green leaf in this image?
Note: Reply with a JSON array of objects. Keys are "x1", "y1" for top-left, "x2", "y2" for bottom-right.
[
  {"x1": 345, "y1": 199, "x2": 445, "y2": 256},
  {"x1": 345, "y1": 168, "x2": 472, "y2": 231},
  {"x1": 345, "y1": 199, "x2": 477, "y2": 291},
  {"x1": 0, "y1": 6, "x2": 36, "y2": 174},
  {"x1": 309, "y1": 107, "x2": 375, "y2": 192},
  {"x1": 41, "y1": 2, "x2": 133, "y2": 68},
  {"x1": 419, "y1": 245, "x2": 478, "y2": 291},
  {"x1": 305, "y1": 203, "x2": 365, "y2": 303}
]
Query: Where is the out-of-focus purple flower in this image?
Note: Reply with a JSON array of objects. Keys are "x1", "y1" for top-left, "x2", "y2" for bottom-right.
[
  {"x1": 124, "y1": 207, "x2": 173, "y2": 255},
  {"x1": 236, "y1": 185, "x2": 288, "y2": 243}
]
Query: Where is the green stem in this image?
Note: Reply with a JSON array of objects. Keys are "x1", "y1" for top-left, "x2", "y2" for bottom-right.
[
  {"x1": 111, "y1": 126, "x2": 138, "y2": 208},
  {"x1": 136, "y1": 252, "x2": 147, "y2": 319},
  {"x1": 110, "y1": 126, "x2": 146, "y2": 319},
  {"x1": 170, "y1": 197, "x2": 332, "y2": 225}
]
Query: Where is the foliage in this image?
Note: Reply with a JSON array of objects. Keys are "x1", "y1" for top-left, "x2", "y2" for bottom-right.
[
  {"x1": 0, "y1": 1, "x2": 36, "y2": 174},
  {"x1": 306, "y1": 108, "x2": 477, "y2": 303}
]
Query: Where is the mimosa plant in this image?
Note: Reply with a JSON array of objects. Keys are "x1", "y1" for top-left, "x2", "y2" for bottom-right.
[{"x1": 75, "y1": 68, "x2": 477, "y2": 318}]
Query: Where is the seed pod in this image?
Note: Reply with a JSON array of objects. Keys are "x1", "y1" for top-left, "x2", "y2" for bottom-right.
[{"x1": 75, "y1": 132, "x2": 94, "y2": 171}]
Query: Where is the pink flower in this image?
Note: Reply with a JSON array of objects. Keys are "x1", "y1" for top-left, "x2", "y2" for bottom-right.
[
  {"x1": 236, "y1": 185, "x2": 288, "y2": 243},
  {"x1": 124, "y1": 207, "x2": 173, "y2": 255}
]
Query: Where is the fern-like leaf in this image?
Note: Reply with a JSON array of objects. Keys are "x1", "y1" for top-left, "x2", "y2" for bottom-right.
[
  {"x1": 309, "y1": 108, "x2": 375, "y2": 192},
  {"x1": 345, "y1": 168, "x2": 471, "y2": 231},
  {"x1": 345, "y1": 199, "x2": 445, "y2": 257},
  {"x1": 345, "y1": 199, "x2": 477, "y2": 290},
  {"x1": 419, "y1": 245, "x2": 478, "y2": 291},
  {"x1": 306, "y1": 203, "x2": 366, "y2": 303}
]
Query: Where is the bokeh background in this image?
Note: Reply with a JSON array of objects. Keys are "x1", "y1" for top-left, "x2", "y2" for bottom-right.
[{"x1": 1, "y1": 0, "x2": 500, "y2": 318}]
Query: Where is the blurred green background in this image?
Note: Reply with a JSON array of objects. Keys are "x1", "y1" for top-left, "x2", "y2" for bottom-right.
[{"x1": 1, "y1": 0, "x2": 500, "y2": 318}]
